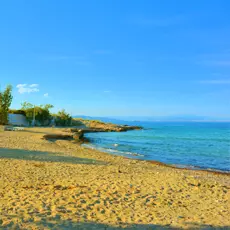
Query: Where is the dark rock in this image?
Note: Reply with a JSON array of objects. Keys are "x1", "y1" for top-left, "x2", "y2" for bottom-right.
[
  {"x1": 43, "y1": 134, "x2": 73, "y2": 141},
  {"x1": 73, "y1": 130, "x2": 84, "y2": 141}
]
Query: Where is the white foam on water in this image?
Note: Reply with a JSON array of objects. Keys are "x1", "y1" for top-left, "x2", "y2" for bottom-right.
[{"x1": 82, "y1": 143, "x2": 144, "y2": 157}]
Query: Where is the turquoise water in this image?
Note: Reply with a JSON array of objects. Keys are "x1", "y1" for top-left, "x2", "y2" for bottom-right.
[{"x1": 84, "y1": 122, "x2": 230, "y2": 172}]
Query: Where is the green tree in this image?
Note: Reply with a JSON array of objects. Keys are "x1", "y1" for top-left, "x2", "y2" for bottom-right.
[
  {"x1": 40, "y1": 104, "x2": 54, "y2": 111},
  {"x1": 0, "y1": 85, "x2": 13, "y2": 125},
  {"x1": 21, "y1": 101, "x2": 33, "y2": 110},
  {"x1": 21, "y1": 103, "x2": 54, "y2": 126},
  {"x1": 54, "y1": 109, "x2": 72, "y2": 126}
]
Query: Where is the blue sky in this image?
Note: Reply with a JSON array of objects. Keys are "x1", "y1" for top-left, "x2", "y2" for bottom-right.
[{"x1": 1, "y1": 0, "x2": 230, "y2": 118}]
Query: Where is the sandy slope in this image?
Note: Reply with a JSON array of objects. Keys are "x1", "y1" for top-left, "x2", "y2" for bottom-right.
[{"x1": 0, "y1": 128, "x2": 229, "y2": 229}]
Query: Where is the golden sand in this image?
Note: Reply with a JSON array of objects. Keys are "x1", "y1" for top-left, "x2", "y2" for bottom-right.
[{"x1": 0, "y1": 128, "x2": 229, "y2": 229}]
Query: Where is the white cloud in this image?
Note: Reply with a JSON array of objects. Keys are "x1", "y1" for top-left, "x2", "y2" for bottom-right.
[
  {"x1": 104, "y1": 90, "x2": 111, "y2": 93},
  {"x1": 44, "y1": 93, "x2": 49, "y2": 97},
  {"x1": 16, "y1": 84, "x2": 27, "y2": 88},
  {"x1": 199, "y1": 80, "x2": 230, "y2": 84},
  {"x1": 16, "y1": 84, "x2": 39, "y2": 94},
  {"x1": 29, "y1": 84, "x2": 39, "y2": 88}
]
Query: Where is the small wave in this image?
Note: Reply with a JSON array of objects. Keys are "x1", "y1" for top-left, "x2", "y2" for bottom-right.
[{"x1": 82, "y1": 143, "x2": 144, "y2": 157}]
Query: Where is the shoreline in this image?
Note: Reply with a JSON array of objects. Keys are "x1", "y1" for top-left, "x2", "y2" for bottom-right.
[
  {"x1": 82, "y1": 142, "x2": 230, "y2": 176},
  {"x1": 147, "y1": 159, "x2": 230, "y2": 176},
  {"x1": 0, "y1": 128, "x2": 230, "y2": 229}
]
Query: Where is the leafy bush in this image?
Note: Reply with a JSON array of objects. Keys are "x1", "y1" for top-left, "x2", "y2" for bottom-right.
[
  {"x1": 9, "y1": 109, "x2": 26, "y2": 116},
  {"x1": 19, "y1": 102, "x2": 54, "y2": 126},
  {"x1": 25, "y1": 107, "x2": 52, "y2": 126},
  {"x1": 53, "y1": 109, "x2": 72, "y2": 126}
]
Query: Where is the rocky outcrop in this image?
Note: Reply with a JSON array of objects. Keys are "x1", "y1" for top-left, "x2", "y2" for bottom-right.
[
  {"x1": 43, "y1": 134, "x2": 73, "y2": 141},
  {"x1": 73, "y1": 119, "x2": 142, "y2": 133},
  {"x1": 46, "y1": 120, "x2": 142, "y2": 143},
  {"x1": 43, "y1": 131, "x2": 86, "y2": 143},
  {"x1": 73, "y1": 129, "x2": 84, "y2": 141}
]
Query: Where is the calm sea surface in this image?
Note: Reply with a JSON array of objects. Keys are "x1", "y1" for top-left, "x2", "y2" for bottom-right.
[{"x1": 83, "y1": 122, "x2": 230, "y2": 172}]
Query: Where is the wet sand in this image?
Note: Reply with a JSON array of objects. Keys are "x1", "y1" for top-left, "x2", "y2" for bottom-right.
[{"x1": 0, "y1": 128, "x2": 229, "y2": 229}]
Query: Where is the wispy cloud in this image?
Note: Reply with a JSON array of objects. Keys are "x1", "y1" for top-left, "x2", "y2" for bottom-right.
[
  {"x1": 42, "y1": 55, "x2": 86, "y2": 61},
  {"x1": 93, "y1": 50, "x2": 111, "y2": 55},
  {"x1": 104, "y1": 90, "x2": 111, "y2": 93},
  {"x1": 210, "y1": 61, "x2": 230, "y2": 66},
  {"x1": 199, "y1": 80, "x2": 230, "y2": 84},
  {"x1": 198, "y1": 51, "x2": 230, "y2": 67},
  {"x1": 75, "y1": 61, "x2": 91, "y2": 66},
  {"x1": 198, "y1": 60, "x2": 230, "y2": 67},
  {"x1": 129, "y1": 14, "x2": 185, "y2": 27},
  {"x1": 44, "y1": 93, "x2": 49, "y2": 97},
  {"x1": 16, "y1": 84, "x2": 39, "y2": 94},
  {"x1": 41, "y1": 55, "x2": 90, "y2": 65}
]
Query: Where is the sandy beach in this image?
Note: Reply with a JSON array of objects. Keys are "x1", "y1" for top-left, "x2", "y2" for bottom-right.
[{"x1": 0, "y1": 128, "x2": 229, "y2": 229}]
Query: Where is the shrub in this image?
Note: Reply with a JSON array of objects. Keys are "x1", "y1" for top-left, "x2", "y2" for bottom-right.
[
  {"x1": 53, "y1": 109, "x2": 72, "y2": 126},
  {"x1": 25, "y1": 107, "x2": 52, "y2": 126},
  {"x1": 19, "y1": 103, "x2": 54, "y2": 126},
  {"x1": 9, "y1": 109, "x2": 26, "y2": 116}
]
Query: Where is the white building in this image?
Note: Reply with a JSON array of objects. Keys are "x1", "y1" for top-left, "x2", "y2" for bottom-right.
[{"x1": 8, "y1": 114, "x2": 28, "y2": 126}]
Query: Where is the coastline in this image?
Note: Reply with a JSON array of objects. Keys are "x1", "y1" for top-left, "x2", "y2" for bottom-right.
[
  {"x1": 80, "y1": 121, "x2": 230, "y2": 174},
  {"x1": 82, "y1": 142, "x2": 230, "y2": 176},
  {"x1": 147, "y1": 159, "x2": 230, "y2": 176},
  {"x1": 0, "y1": 127, "x2": 230, "y2": 229}
]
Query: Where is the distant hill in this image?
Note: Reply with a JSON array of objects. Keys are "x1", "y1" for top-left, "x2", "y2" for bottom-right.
[
  {"x1": 73, "y1": 115, "x2": 230, "y2": 123},
  {"x1": 126, "y1": 115, "x2": 230, "y2": 122}
]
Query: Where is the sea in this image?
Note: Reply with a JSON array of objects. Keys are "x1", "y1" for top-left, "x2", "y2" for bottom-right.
[{"x1": 83, "y1": 122, "x2": 230, "y2": 172}]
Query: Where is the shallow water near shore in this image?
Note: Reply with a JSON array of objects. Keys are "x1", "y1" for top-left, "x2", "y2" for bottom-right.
[{"x1": 84, "y1": 122, "x2": 230, "y2": 172}]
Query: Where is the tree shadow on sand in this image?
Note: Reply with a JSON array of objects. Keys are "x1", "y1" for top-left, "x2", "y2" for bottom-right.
[
  {"x1": 3, "y1": 217, "x2": 230, "y2": 230},
  {"x1": 0, "y1": 148, "x2": 105, "y2": 165}
]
